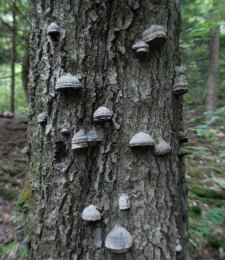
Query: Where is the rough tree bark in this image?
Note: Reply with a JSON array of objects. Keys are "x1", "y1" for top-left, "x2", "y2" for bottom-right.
[
  {"x1": 205, "y1": 25, "x2": 220, "y2": 120},
  {"x1": 27, "y1": 0, "x2": 189, "y2": 259}
]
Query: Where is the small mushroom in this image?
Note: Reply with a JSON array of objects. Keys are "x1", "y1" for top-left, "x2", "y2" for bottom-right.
[
  {"x1": 105, "y1": 225, "x2": 133, "y2": 253},
  {"x1": 129, "y1": 132, "x2": 154, "y2": 147},
  {"x1": 178, "y1": 145, "x2": 187, "y2": 157},
  {"x1": 173, "y1": 67, "x2": 188, "y2": 96},
  {"x1": 175, "y1": 244, "x2": 182, "y2": 252},
  {"x1": 154, "y1": 138, "x2": 172, "y2": 156},
  {"x1": 56, "y1": 74, "x2": 81, "y2": 91},
  {"x1": 37, "y1": 112, "x2": 47, "y2": 124},
  {"x1": 179, "y1": 131, "x2": 188, "y2": 143},
  {"x1": 81, "y1": 205, "x2": 101, "y2": 222},
  {"x1": 71, "y1": 129, "x2": 88, "y2": 150},
  {"x1": 87, "y1": 127, "x2": 103, "y2": 143},
  {"x1": 93, "y1": 106, "x2": 113, "y2": 122},
  {"x1": 47, "y1": 22, "x2": 60, "y2": 37},
  {"x1": 118, "y1": 194, "x2": 130, "y2": 210},
  {"x1": 61, "y1": 127, "x2": 70, "y2": 135},
  {"x1": 142, "y1": 25, "x2": 167, "y2": 48},
  {"x1": 132, "y1": 41, "x2": 149, "y2": 54},
  {"x1": 21, "y1": 146, "x2": 29, "y2": 155}
]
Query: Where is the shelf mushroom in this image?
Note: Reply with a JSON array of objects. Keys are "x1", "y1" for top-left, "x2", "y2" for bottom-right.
[
  {"x1": 93, "y1": 106, "x2": 113, "y2": 122},
  {"x1": 173, "y1": 67, "x2": 189, "y2": 96},
  {"x1": 154, "y1": 138, "x2": 172, "y2": 156},
  {"x1": 105, "y1": 225, "x2": 133, "y2": 253},
  {"x1": 87, "y1": 127, "x2": 103, "y2": 143},
  {"x1": 178, "y1": 145, "x2": 187, "y2": 157},
  {"x1": 71, "y1": 129, "x2": 88, "y2": 150},
  {"x1": 61, "y1": 127, "x2": 70, "y2": 135},
  {"x1": 81, "y1": 205, "x2": 101, "y2": 222},
  {"x1": 175, "y1": 244, "x2": 182, "y2": 252},
  {"x1": 56, "y1": 74, "x2": 82, "y2": 91},
  {"x1": 118, "y1": 194, "x2": 130, "y2": 210},
  {"x1": 47, "y1": 22, "x2": 60, "y2": 37},
  {"x1": 129, "y1": 132, "x2": 154, "y2": 147},
  {"x1": 37, "y1": 112, "x2": 47, "y2": 124},
  {"x1": 142, "y1": 25, "x2": 167, "y2": 48},
  {"x1": 179, "y1": 131, "x2": 188, "y2": 143},
  {"x1": 132, "y1": 40, "x2": 149, "y2": 54}
]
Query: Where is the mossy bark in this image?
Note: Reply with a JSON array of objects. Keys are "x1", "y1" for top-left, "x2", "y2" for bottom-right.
[{"x1": 28, "y1": 0, "x2": 190, "y2": 259}]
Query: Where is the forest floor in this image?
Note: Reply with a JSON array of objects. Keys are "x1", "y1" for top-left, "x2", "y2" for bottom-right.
[{"x1": 0, "y1": 108, "x2": 225, "y2": 259}]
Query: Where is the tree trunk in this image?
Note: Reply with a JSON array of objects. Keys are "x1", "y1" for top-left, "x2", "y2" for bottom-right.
[
  {"x1": 22, "y1": 44, "x2": 30, "y2": 101},
  {"x1": 205, "y1": 25, "x2": 220, "y2": 120},
  {"x1": 10, "y1": 0, "x2": 16, "y2": 113},
  {"x1": 27, "y1": 0, "x2": 189, "y2": 259}
]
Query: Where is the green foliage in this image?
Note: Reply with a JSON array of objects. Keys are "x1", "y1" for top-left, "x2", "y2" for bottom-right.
[
  {"x1": 189, "y1": 207, "x2": 225, "y2": 250},
  {"x1": 0, "y1": 243, "x2": 28, "y2": 259},
  {"x1": 189, "y1": 184, "x2": 225, "y2": 199},
  {"x1": 181, "y1": 0, "x2": 225, "y2": 107},
  {"x1": 193, "y1": 106, "x2": 225, "y2": 137},
  {"x1": 0, "y1": 186, "x2": 17, "y2": 200},
  {"x1": 188, "y1": 204, "x2": 202, "y2": 219},
  {"x1": 0, "y1": 0, "x2": 28, "y2": 114}
]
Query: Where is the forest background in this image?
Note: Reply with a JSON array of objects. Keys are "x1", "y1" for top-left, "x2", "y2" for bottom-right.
[{"x1": 0, "y1": 0, "x2": 225, "y2": 259}]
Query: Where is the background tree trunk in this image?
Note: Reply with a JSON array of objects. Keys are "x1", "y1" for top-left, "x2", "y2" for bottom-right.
[
  {"x1": 10, "y1": 0, "x2": 16, "y2": 113},
  {"x1": 22, "y1": 43, "x2": 29, "y2": 101},
  {"x1": 28, "y1": 0, "x2": 189, "y2": 259},
  {"x1": 205, "y1": 25, "x2": 220, "y2": 120}
]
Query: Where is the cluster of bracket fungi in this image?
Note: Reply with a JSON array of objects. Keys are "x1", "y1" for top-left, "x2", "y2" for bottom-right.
[{"x1": 37, "y1": 22, "x2": 190, "y2": 254}]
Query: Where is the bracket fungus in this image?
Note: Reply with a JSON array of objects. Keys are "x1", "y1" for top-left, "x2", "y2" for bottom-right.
[
  {"x1": 93, "y1": 106, "x2": 113, "y2": 122},
  {"x1": 179, "y1": 131, "x2": 188, "y2": 143},
  {"x1": 21, "y1": 146, "x2": 29, "y2": 155},
  {"x1": 47, "y1": 22, "x2": 60, "y2": 37},
  {"x1": 129, "y1": 132, "x2": 154, "y2": 147},
  {"x1": 118, "y1": 194, "x2": 130, "y2": 210},
  {"x1": 105, "y1": 225, "x2": 133, "y2": 253},
  {"x1": 61, "y1": 127, "x2": 70, "y2": 135},
  {"x1": 56, "y1": 74, "x2": 81, "y2": 91},
  {"x1": 142, "y1": 25, "x2": 167, "y2": 48},
  {"x1": 154, "y1": 138, "x2": 172, "y2": 156},
  {"x1": 132, "y1": 40, "x2": 149, "y2": 54},
  {"x1": 175, "y1": 244, "x2": 182, "y2": 252},
  {"x1": 81, "y1": 205, "x2": 101, "y2": 222},
  {"x1": 178, "y1": 145, "x2": 187, "y2": 157},
  {"x1": 37, "y1": 112, "x2": 47, "y2": 124},
  {"x1": 87, "y1": 127, "x2": 103, "y2": 143},
  {"x1": 71, "y1": 129, "x2": 88, "y2": 150},
  {"x1": 173, "y1": 67, "x2": 189, "y2": 96}
]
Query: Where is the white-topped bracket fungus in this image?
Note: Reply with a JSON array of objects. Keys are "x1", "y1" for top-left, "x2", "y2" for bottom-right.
[
  {"x1": 87, "y1": 127, "x2": 103, "y2": 144},
  {"x1": 178, "y1": 145, "x2": 187, "y2": 157},
  {"x1": 173, "y1": 67, "x2": 189, "y2": 96},
  {"x1": 21, "y1": 146, "x2": 29, "y2": 155},
  {"x1": 56, "y1": 74, "x2": 82, "y2": 91},
  {"x1": 142, "y1": 25, "x2": 167, "y2": 48},
  {"x1": 154, "y1": 138, "x2": 172, "y2": 156},
  {"x1": 129, "y1": 132, "x2": 154, "y2": 147},
  {"x1": 37, "y1": 112, "x2": 47, "y2": 124},
  {"x1": 93, "y1": 106, "x2": 113, "y2": 123},
  {"x1": 47, "y1": 22, "x2": 60, "y2": 38},
  {"x1": 71, "y1": 129, "x2": 88, "y2": 150},
  {"x1": 118, "y1": 194, "x2": 130, "y2": 210},
  {"x1": 132, "y1": 40, "x2": 149, "y2": 54},
  {"x1": 105, "y1": 225, "x2": 133, "y2": 253},
  {"x1": 81, "y1": 205, "x2": 101, "y2": 222},
  {"x1": 179, "y1": 131, "x2": 188, "y2": 143},
  {"x1": 175, "y1": 244, "x2": 182, "y2": 252},
  {"x1": 61, "y1": 127, "x2": 70, "y2": 135}
]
